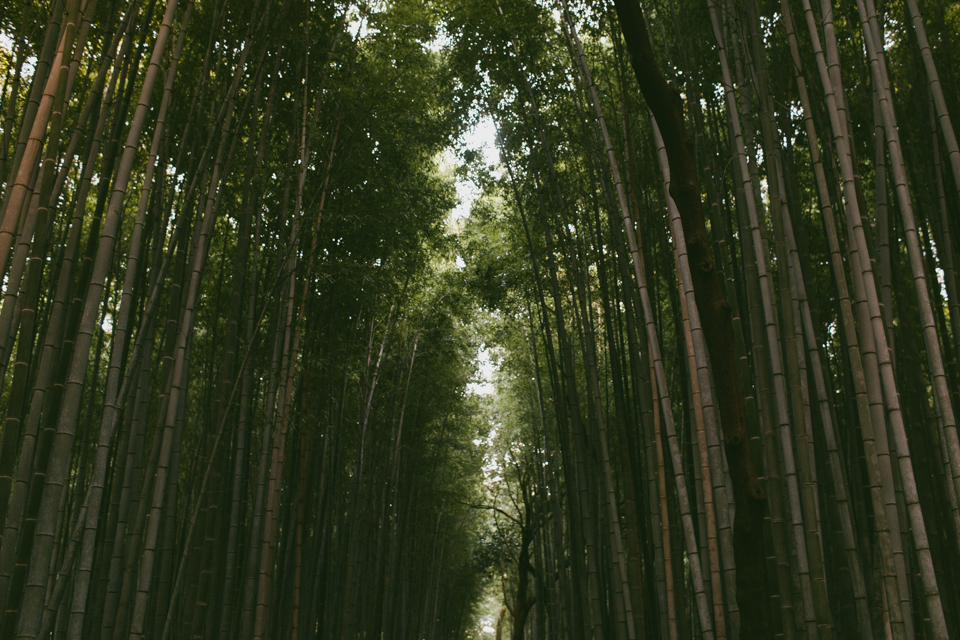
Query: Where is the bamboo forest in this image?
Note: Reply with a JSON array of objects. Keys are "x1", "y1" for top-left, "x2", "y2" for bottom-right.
[{"x1": 2, "y1": 0, "x2": 960, "y2": 637}]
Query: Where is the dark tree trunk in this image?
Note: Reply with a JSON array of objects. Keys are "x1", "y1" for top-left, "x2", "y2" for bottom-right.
[{"x1": 611, "y1": 2, "x2": 770, "y2": 638}]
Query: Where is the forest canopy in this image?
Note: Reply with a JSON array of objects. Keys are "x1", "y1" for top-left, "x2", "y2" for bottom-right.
[{"x1": 0, "y1": 0, "x2": 959, "y2": 638}]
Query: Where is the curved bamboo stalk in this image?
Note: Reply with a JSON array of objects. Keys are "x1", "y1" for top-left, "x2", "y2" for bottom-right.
[
  {"x1": 854, "y1": 3, "x2": 955, "y2": 635},
  {"x1": 777, "y1": 9, "x2": 879, "y2": 634},
  {"x1": 799, "y1": 2, "x2": 914, "y2": 636},
  {"x1": 806, "y1": 0, "x2": 946, "y2": 634},
  {"x1": 653, "y1": 119, "x2": 729, "y2": 639},
  {"x1": 704, "y1": 1, "x2": 828, "y2": 634},
  {"x1": 857, "y1": 0, "x2": 960, "y2": 580},
  {"x1": 556, "y1": 12, "x2": 714, "y2": 636}
]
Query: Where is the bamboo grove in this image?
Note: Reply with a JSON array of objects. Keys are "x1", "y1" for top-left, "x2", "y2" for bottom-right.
[
  {"x1": 0, "y1": 0, "x2": 492, "y2": 637},
  {"x1": 449, "y1": 0, "x2": 960, "y2": 636},
  {"x1": 0, "y1": 0, "x2": 959, "y2": 637}
]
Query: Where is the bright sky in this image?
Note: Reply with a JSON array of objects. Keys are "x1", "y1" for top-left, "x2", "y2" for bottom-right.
[
  {"x1": 467, "y1": 343, "x2": 495, "y2": 395},
  {"x1": 450, "y1": 116, "x2": 500, "y2": 397},
  {"x1": 449, "y1": 115, "x2": 499, "y2": 223}
]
